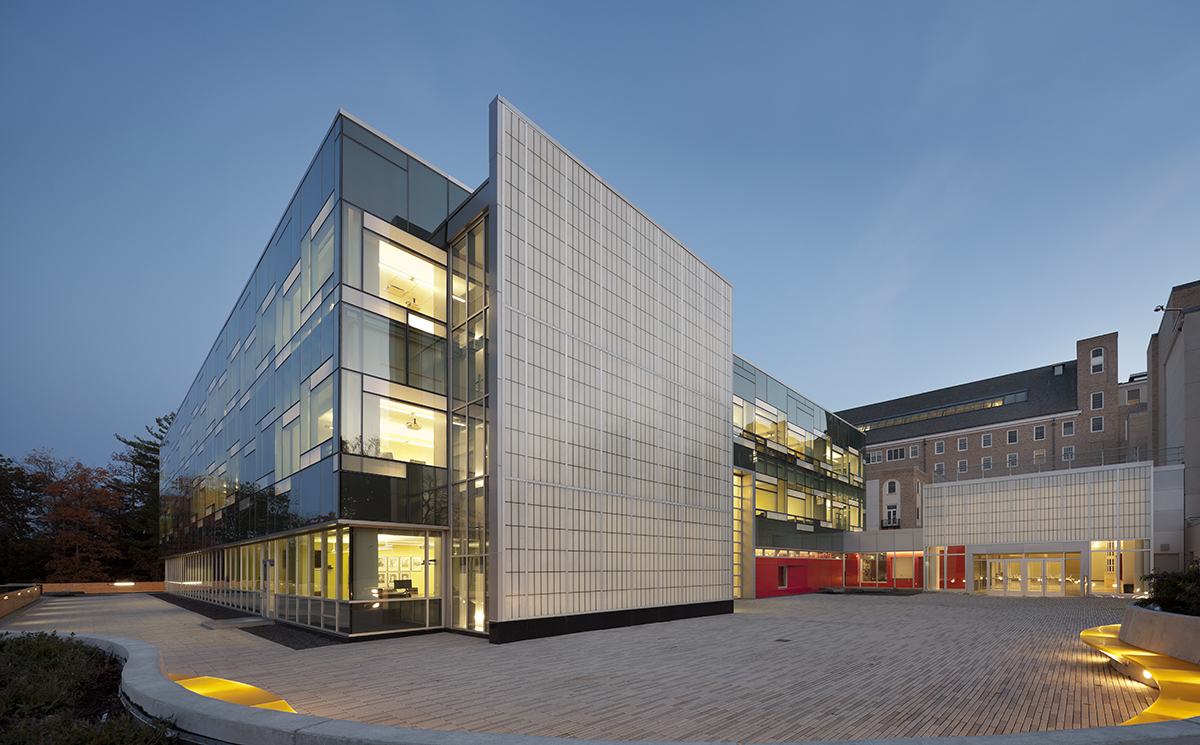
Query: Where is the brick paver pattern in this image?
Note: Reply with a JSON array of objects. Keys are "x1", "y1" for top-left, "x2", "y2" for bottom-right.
[{"x1": 2, "y1": 592, "x2": 1154, "y2": 742}]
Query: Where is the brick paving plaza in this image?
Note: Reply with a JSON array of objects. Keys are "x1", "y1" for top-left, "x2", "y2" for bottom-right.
[{"x1": 1, "y1": 592, "x2": 1155, "y2": 742}]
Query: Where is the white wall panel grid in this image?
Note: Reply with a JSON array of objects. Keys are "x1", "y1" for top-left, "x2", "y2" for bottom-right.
[
  {"x1": 491, "y1": 98, "x2": 733, "y2": 621},
  {"x1": 924, "y1": 462, "x2": 1152, "y2": 547}
]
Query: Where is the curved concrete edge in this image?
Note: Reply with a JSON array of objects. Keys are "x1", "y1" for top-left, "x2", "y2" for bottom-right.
[
  {"x1": 1119, "y1": 602, "x2": 1200, "y2": 666},
  {"x1": 7, "y1": 630, "x2": 1200, "y2": 745}
]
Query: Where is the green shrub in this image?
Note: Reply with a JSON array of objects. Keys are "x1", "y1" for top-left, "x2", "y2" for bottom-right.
[
  {"x1": 0, "y1": 631, "x2": 174, "y2": 744},
  {"x1": 1138, "y1": 559, "x2": 1200, "y2": 617}
]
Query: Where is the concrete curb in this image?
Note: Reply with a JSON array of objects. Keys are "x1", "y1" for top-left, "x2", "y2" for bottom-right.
[
  {"x1": 1119, "y1": 602, "x2": 1200, "y2": 666},
  {"x1": 10, "y1": 631, "x2": 1200, "y2": 745}
]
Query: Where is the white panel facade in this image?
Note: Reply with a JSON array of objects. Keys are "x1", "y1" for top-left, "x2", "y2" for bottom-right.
[
  {"x1": 924, "y1": 462, "x2": 1153, "y2": 547},
  {"x1": 490, "y1": 98, "x2": 733, "y2": 622}
]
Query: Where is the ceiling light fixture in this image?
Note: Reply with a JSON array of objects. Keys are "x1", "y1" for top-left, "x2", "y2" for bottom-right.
[{"x1": 379, "y1": 263, "x2": 436, "y2": 291}]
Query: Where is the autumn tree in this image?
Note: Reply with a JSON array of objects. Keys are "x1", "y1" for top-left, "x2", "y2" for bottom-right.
[
  {"x1": 27, "y1": 449, "x2": 122, "y2": 583},
  {"x1": 107, "y1": 413, "x2": 173, "y2": 581},
  {"x1": 0, "y1": 455, "x2": 51, "y2": 583}
]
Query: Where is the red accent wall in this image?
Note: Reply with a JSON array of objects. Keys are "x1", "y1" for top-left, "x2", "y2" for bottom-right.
[
  {"x1": 755, "y1": 557, "x2": 843, "y2": 597},
  {"x1": 946, "y1": 546, "x2": 966, "y2": 591},
  {"x1": 844, "y1": 553, "x2": 861, "y2": 587}
]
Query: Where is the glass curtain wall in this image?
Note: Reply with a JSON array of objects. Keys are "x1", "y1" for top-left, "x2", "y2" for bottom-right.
[
  {"x1": 450, "y1": 218, "x2": 488, "y2": 633},
  {"x1": 161, "y1": 112, "x2": 475, "y2": 636},
  {"x1": 160, "y1": 120, "x2": 341, "y2": 556},
  {"x1": 163, "y1": 525, "x2": 444, "y2": 635},
  {"x1": 732, "y1": 393, "x2": 865, "y2": 530}
]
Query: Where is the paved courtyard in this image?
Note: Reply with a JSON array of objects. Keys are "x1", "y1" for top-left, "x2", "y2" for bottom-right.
[{"x1": 2, "y1": 592, "x2": 1154, "y2": 742}]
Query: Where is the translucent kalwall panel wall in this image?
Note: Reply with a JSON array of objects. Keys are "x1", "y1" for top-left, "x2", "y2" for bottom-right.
[
  {"x1": 490, "y1": 98, "x2": 734, "y2": 622},
  {"x1": 924, "y1": 462, "x2": 1152, "y2": 547}
]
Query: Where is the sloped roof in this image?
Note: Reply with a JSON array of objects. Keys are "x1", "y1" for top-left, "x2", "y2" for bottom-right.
[{"x1": 836, "y1": 361, "x2": 1078, "y2": 445}]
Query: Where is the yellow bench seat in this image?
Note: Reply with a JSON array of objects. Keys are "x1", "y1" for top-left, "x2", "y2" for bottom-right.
[{"x1": 1081, "y1": 624, "x2": 1200, "y2": 725}]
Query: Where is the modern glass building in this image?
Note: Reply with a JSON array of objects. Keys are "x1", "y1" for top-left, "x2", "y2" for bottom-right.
[
  {"x1": 161, "y1": 99, "x2": 734, "y2": 641},
  {"x1": 731, "y1": 356, "x2": 866, "y2": 598}
]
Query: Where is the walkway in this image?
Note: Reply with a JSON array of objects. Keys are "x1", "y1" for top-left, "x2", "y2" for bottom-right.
[{"x1": 1, "y1": 592, "x2": 1154, "y2": 742}]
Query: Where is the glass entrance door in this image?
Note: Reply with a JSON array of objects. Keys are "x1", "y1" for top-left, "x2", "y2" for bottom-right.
[
  {"x1": 988, "y1": 560, "x2": 1006, "y2": 595},
  {"x1": 1045, "y1": 561, "x2": 1063, "y2": 596},
  {"x1": 1025, "y1": 560, "x2": 1043, "y2": 595},
  {"x1": 985, "y1": 556, "x2": 1068, "y2": 597}
]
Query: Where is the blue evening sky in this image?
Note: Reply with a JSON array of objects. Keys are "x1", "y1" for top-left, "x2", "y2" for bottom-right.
[{"x1": 2, "y1": 2, "x2": 1199, "y2": 467}]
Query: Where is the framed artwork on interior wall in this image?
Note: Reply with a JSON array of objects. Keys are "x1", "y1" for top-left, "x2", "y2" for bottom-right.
[
  {"x1": 377, "y1": 573, "x2": 385, "y2": 586},
  {"x1": 400, "y1": 557, "x2": 411, "y2": 571},
  {"x1": 377, "y1": 558, "x2": 385, "y2": 570},
  {"x1": 401, "y1": 573, "x2": 410, "y2": 581},
  {"x1": 387, "y1": 572, "x2": 398, "y2": 586},
  {"x1": 387, "y1": 556, "x2": 399, "y2": 571},
  {"x1": 412, "y1": 557, "x2": 424, "y2": 569}
]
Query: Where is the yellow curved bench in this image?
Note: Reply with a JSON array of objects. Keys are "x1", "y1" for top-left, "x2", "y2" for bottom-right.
[
  {"x1": 1081, "y1": 624, "x2": 1200, "y2": 724},
  {"x1": 168, "y1": 673, "x2": 296, "y2": 713}
]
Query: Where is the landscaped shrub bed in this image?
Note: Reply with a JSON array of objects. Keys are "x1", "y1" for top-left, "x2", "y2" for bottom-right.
[
  {"x1": 1138, "y1": 560, "x2": 1200, "y2": 617},
  {"x1": 0, "y1": 631, "x2": 173, "y2": 744}
]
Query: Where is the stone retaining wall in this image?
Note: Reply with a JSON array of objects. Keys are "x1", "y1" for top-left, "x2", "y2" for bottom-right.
[
  {"x1": 0, "y1": 586, "x2": 41, "y2": 619},
  {"x1": 1119, "y1": 602, "x2": 1200, "y2": 666}
]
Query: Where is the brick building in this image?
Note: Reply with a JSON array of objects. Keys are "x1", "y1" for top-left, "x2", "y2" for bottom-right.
[{"x1": 837, "y1": 332, "x2": 1149, "y2": 532}]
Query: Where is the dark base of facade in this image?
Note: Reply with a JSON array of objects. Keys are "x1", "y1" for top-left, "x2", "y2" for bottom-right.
[{"x1": 487, "y1": 600, "x2": 734, "y2": 644}]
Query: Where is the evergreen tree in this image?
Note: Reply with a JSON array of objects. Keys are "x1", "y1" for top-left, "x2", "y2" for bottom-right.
[
  {"x1": 0, "y1": 455, "x2": 51, "y2": 583},
  {"x1": 108, "y1": 413, "x2": 174, "y2": 581}
]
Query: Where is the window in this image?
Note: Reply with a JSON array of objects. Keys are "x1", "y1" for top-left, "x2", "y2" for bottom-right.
[
  {"x1": 982, "y1": 456, "x2": 992, "y2": 471},
  {"x1": 885, "y1": 504, "x2": 898, "y2": 524},
  {"x1": 1007, "y1": 453, "x2": 1018, "y2": 468},
  {"x1": 909, "y1": 445, "x2": 919, "y2": 458},
  {"x1": 934, "y1": 463, "x2": 944, "y2": 475},
  {"x1": 777, "y1": 565, "x2": 788, "y2": 589},
  {"x1": 981, "y1": 434, "x2": 992, "y2": 448},
  {"x1": 866, "y1": 451, "x2": 882, "y2": 464},
  {"x1": 957, "y1": 437, "x2": 968, "y2": 452},
  {"x1": 1127, "y1": 389, "x2": 1141, "y2": 404},
  {"x1": 957, "y1": 459, "x2": 968, "y2": 473},
  {"x1": 1092, "y1": 391, "x2": 1104, "y2": 410},
  {"x1": 1007, "y1": 429, "x2": 1018, "y2": 444},
  {"x1": 363, "y1": 230, "x2": 450, "y2": 322},
  {"x1": 1053, "y1": 364, "x2": 1064, "y2": 376},
  {"x1": 1034, "y1": 425, "x2": 1046, "y2": 441},
  {"x1": 1033, "y1": 449, "x2": 1045, "y2": 464},
  {"x1": 935, "y1": 441, "x2": 945, "y2": 455},
  {"x1": 348, "y1": 394, "x2": 448, "y2": 468},
  {"x1": 1062, "y1": 445, "x2": 1075, "y2": 461},
  {"x1": 886, "y1": 480, "x2": 898, "y2": 494},
  {"x1": 1091, "y1": 347, "x2": 1104, "y2": 374},
  {"x1": 1062, "y1": 421, "x2": 1074, "y2": 437},
  {"x1": 1092, "y1": 416, "x2": 1104, "y2": 432},
  {"x1": 886, "y1": 447, "x2": 905, "y2": 461}
]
